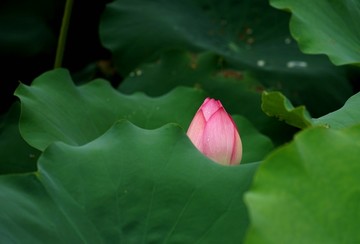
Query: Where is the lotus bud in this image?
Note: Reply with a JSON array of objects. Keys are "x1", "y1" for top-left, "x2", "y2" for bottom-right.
[{"x1": 187, "y1": 98, "x2": 242, "y2": 165}]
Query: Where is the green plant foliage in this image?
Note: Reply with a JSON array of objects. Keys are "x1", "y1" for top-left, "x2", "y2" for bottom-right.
[
  {"x1": 270, "y1": 0, "x2": 360, "y2": 66},
  {"x1": 1, "y1": 0, "x2": 360, "y2": 242},
  {"x1": 261, "y1": 90, "x2": 360, "y2": 131},
  {"x1": 14, "y1": 68, "x2": 205, "y2": 151},
  {"x1": 245, "y1": 125, "x2": 360, "y2": 244},
  {"x1": 0, "y1": 103, "x2": 39, "y2": 174},
  {"x1": 233, "y1": 116, "x2": 273, "y2": 164},
  {"x1": 314, "y1": 92, "x2": 360, "y2": 129},
  {"x1": 15, "y1": 68, "x2": 273, "y2": 163},
  {"x1": 0, "y1": 121, "x2": 259, "y2": 243},
  {"x1": 100, "y1": 0, "x2": 353, "y2": 117},
  {"x1": 100, "y1": 0, "x2": 331, "y2": 74},
  {"x1": 261, "y1": 91, "x2": 313, "y2": 129},
  {"x1": 119, "y1": 50, "x2": 267, "y2": 128},
  {"x1": 117, "y1": 48, "x2": 352, "y2": 126}
]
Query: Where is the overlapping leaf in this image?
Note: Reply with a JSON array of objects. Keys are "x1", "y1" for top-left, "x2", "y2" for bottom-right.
[
  {"x1": 314, "y1": 92, "x2": 360, "y2": 129},
  {"x1": 15, "y1": 68, "x2": 205, "y2": 150},
  {"x1": 119, "y1": 51, "x2": 267, "y2": 128},
  {"x1": 245, "y1": 125, "x2": 360, "y2": 243},
  {"x1": 15, "y1": 69, "x2": 273, "y2": 163},
  {"x1": 100, "y1": 0, "x2": 353, "y2": 117},
  {"x1": 0, "y1": 103, "x2": 39, "y2": 174},
  {"x1": 270, "y1": 0, "x2": 360, "y2": 66},
  {"x1": 261, "y1": 90, "x2": 360, "y2": 130},
  {"x1": 0, "y1": 121, "x2": 259, "y2": 243},
  {"x1": 261, "y1": 91, "x2": 312, "y2": 129},
  {"x1": 100, "y1": 0, "x2": 335, "y2": 74}
]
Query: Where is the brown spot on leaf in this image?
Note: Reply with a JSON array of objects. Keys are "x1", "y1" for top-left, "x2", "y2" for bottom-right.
[
  {"x1": 218, "y1": 70, "x2": 243, "y2": 80},
  {"x1": 194, "y1": 83, "x2": 202, "y2": 90},
  {"x1": 254, "y1": 85, "x2": 266, "y2": 93},
  {"x1": 189, "y1": 53, "x2": 198, "y2": 69}
]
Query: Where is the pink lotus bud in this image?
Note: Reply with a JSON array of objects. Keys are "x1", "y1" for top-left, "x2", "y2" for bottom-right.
[{"x1": 187, "y1": 98, "x2": 242, "y2": 165}]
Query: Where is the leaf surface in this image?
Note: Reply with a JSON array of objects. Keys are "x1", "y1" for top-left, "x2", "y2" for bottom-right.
[
  {"x1": 271, "y1": 0, "x2": 360, "y2": 65},
  {"x1": 0, "y1": 121, "x2": 259, "y2": 243},
  {"x1": 245, "y1": 125, "x2": 360, "y2": 243},
  {"x1": 261, "y1": 91, "x2": 312, "y2": 129},
  {"x1": 0, "y1": 103, "x2": 39, "y2": 174},
  {"x1": 15, "y1": 69, "x2": 272, "y2": 163}
]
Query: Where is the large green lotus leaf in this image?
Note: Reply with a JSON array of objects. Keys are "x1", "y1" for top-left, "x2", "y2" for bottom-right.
[
  {"x1": 0, "y1": 121, "x2": 259, "y2": 243},
  {"x1": 244, "y1": 125, "x2": 360, "y2": 244},
  {"x1": 100, "y1": 0, "x2": 353, "y2": 117},
  {"x1": 314, "y1": 92, "x2": 360, "y2": 129},
  {"x1": 0, "y1": 103, "x2": 39, "y2": 174},
  {"x1": 100, "y1": 0, "x2": 335, "y2": 74},
  {"x1": 261, "y1": 91, "x2": 312, "y2": 129},
  {"x1": 15, "y1": 68, "x2": 272, "y2": 164},
  {"x1": 270, "y1": 0, "x2": 360, "y2": 66},
  {"x1": 14, "y1": 68, "x2": 204, "y2": 151}
]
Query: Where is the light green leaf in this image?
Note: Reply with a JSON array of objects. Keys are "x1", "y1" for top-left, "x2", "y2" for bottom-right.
[
  {"x1": 262, "y1": 91, "x2": 360, "y2": 131},
  {"x1": 14, "y1": 68, "x2": 205, "y2": 151},
  {"x1": 270, "y1": 0, "x2": 360, "y2": 66},
  {"x1": 314, "y1": 92, "x2": 360, "y2": 129},
  {"x1": 245, "y1": 125, "x2": 360, "y2": 244},
  {"x1": 261, "y1": 91, "x2": 313, "y2": 129},
  {"x1": 0, "y1": 121, "x2": 259, "y2": 243}
]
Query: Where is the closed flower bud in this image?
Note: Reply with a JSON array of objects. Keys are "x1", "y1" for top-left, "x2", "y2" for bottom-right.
[{"x1": 187, "y1": 98, "x2": 242, "y2": 165}]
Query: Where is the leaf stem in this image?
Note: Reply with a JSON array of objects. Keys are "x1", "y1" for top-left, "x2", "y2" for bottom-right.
[{"x1": 54, "y1": 0, "x2": 74, "y2": 68}]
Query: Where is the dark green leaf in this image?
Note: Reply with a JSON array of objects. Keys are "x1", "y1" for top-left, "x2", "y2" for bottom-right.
[
  {"x1": 100, "y1": 0, "x2": 334, "y2": 74},
  {"x1": 0, "y1": 121, "x2": 259, "y2": 243},
  {"x1": 119, "y1": 51, "x2": 268, "y2": 129},
  {"x1": 0, "y1": 103, "x2": 39, "y2": 174},
  {"x1": 233, "y1": 116, "x2": 273, "y2": 164},
  {"x1": 100, "y1": 0, "x2": 353, "y2": 117}
]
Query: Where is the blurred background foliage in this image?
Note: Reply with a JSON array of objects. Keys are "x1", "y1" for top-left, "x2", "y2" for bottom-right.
[{"x1": 1, "y1": 0, "x2": 359, "y2": 116}]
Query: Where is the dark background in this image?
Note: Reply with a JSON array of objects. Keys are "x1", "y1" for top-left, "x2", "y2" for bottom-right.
[{"x1": 0, "y1": 0, "x2": 115, "y2": 115}]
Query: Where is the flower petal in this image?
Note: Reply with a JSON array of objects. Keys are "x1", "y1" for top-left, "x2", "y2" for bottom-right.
[
  {"x1": 200, "y1": 98, "x2": 223, "y2": 121},
  {"x1": 202, "y1": 108, "x2": 235, "y2": 165},
  {"x1": 230, "y1": 125, "x2": 242, "y2": 165},
  {"x1": 186, "y1": 110, "x2": 206, "y2": 152}
]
